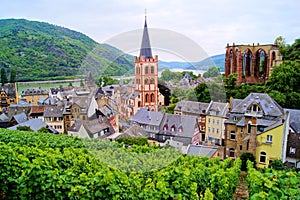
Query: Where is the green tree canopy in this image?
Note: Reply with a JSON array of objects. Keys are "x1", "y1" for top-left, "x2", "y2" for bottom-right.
[
  {"x1": 17, "y1": 126, "x2": 33, "y2": 131},
  {"x1": 9, "y1": 67, "x2": 17, "y2": 83},
  {"x1": 1, "y1": 68, "x2": 8, "y2": 86},
  {"x1": 203, "y1": 66, "x2": 220, "y2": 78}
]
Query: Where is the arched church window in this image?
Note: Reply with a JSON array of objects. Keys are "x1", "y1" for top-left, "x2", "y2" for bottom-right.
[
  {"x1": 150, "y1": 93, "x2": 155, "y2": 102},
  {"x1": 151, "y1": 66, "x2": 155, "y2": 74},
  {"x1": 150, "y1": 78, "x2": 155, "y2": 84},
  {"x1": 144, "y1": 78, "x2": 149, "y2": 84},
  {"x1": 145, "y1": 94, "x2": 149, "y2": 102},
  {"x1": 136, "y1": 67, "x2": 140, "y2": 74}
]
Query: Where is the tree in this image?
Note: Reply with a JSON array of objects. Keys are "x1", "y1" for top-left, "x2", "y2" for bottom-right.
[
  {"x1": 194, "y1": 82, "x2": 211, "y2": 103},
  {"x1": 224, "y1": 73, "x2": 238, "y2": 88},
  {"x1": 9, "y1": 67, "x2": 17, "y2": 83},
  {"x1": 17, "y1": 126, "x2": 33, "y2": 131},
  {"x1": 1, "y1": 68, "x2": 8, "y2": 86},
  {"x1": 203, "y1": 66, "x2": 220, "y2": 78},
  {"x1": 38, "y1": 126, "x2": 51, "y2": 133},
  {"x1": 269, "y1": 159, "x2": 286, "y2": 170},
  {"x1": 240, "y1": 152, "x2": 256, "y2": 171},
  {"x1": 274, "y1": 36, "x2": 288, "y2": 59},
  {"x1": 80, "y1": 79, "x2": 84, "y2": 87}
]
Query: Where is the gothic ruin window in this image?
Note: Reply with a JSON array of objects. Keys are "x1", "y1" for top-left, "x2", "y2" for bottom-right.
[
  {"x1": 242, "y1": 50, "x2": 252, "y2": 77},
  {"x1": 271, "y1": 51, "x2": 276, "y2": 66},
  {"x1": 255, "y1": 49, "x2": 267, "y2": 77}
]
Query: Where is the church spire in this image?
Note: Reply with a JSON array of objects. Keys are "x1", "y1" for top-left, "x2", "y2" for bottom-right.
[{"x1": 139, "y1": 11, "x2": 153, "y2": 59}]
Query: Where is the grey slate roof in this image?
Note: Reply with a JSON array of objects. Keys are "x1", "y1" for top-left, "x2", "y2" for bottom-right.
[
  {"x1": 161, "y1": 114, "x2": 198, "y2": 138},
  {"x1": 206, "y1": 101, "x2": 228, "y2": 117},
  {"x1": 130, "y1": 108, "x2": 164, "y2": 126},
  {"x1": 44, "y1": 105, "x2": 64, "y2": 118},
  {"x1": 13, "y1": 112, "x2": 28, "y2": 124},
  {"x1": 174, "y1": 100, "x2": 209, "y2": 115},
  {"x1": 21, "y1": 88, "x2": 48, "y2": 96},
  {"x1": 122, "y1": 124, "x2": 147, "y2": 138},
  {"x1": 139, "y1": 18, "x2": 153, "y2": 59},
  {"x1": 231, "y1": 93, "x2": 284, "y2": 117},
  {"x1": 187, "y1": 145, "x2": 218, "y2": 158},
  {"x1": 9, "y1": 118, "x2": 58, "y2": 133},
  {"x1": 231, "y1": 98, "x2": 243, "y2": 110},
  {"x1": 284, "y1": 108, "x2": 300, "y2": 133},
  {"x1": 0, "y1": 113, "x2": 9, "y2": 122},
  {"x1": 0, "y1": 83, "x2": 16, "y2": 98}
]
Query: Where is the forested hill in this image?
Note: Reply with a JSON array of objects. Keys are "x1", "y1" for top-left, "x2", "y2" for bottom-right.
[{"x1": 0, "y1": 19, "x2": 133, "y2": 81}]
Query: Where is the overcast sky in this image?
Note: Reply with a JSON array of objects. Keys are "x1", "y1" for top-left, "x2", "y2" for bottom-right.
[{"x1": 1, "y1": 0, "x2": 299, "y2": 59}]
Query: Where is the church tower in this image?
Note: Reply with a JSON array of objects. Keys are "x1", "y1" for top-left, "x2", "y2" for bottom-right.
[{"x1": 134, "y1": 15, "x2": 162, "y2": 111}]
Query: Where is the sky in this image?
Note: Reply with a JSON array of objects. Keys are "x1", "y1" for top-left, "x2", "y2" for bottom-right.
[{"x1": 1, "y1": 0, "x2": 300, "y2": 60}]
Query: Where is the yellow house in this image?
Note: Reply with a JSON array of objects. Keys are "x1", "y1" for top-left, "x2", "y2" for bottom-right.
[
  {"x1": 205, "y1": 101, "x2": 228, "y2": 145},
  {"x1": 20, "y1": 88, "x2": 48, "y2": 105},
  {"x1": 256, "y1": 121, "x2": 288, "y2": 168}
]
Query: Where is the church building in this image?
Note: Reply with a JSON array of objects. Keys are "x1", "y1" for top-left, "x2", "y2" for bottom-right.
[{"x1": 116, "y1": 16, "x2": 164, "y2": 119}]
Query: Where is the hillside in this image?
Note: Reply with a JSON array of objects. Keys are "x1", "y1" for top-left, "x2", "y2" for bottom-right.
[
  {"x1": 158, "y1": 54, "x2": 225, "y2": 72},
  {"x1": 0, "y1": 19, "x2": 133, "y2": 81}
]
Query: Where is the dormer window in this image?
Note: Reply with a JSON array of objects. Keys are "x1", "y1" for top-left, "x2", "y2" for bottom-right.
[
  {"x1": 163, "y1": 124, "x2": 168, "y2": 131},
  {"x1": 233, "y1": 116, "x2": 238, "y2": 121},
  {"x1": 171, "y1": 125, "x2": 175, "y2": 132},
  {"x1": 248, "y1": 104, "x2": 262, "y2": 113}
]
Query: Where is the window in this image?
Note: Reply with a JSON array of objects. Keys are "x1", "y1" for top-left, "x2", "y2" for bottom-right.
[
  {"x1": 150, "y1": 78, "x2": 155, "y2": 84},
  {"x1": 260, "y1": 152, "x2": 266, "y2": 163},
  {"x1": 233, "y1": 116, "x2": 237, "y2": 121},
  {"x1": 145, "y1": 94, "x2": 149, "y2": 102},
  {"x1": 136, "y1": 67, "x2": 140, "y2": 74},
  {"x1": 241, "y1": 127, "x2": 244, "y2": 133},
  {"x1": 217, "y1": 120, "x2": 219, "y2": 125},
  {"x1": 151, "y1": 66, "x2": 155, "y2": 74},
  {"x1": 212, "y1": 119, "x2": 215, "y2": 124},
  {"x1": 171, "y1": 125, "x2": 175, "y2": 132},
  {"x1": 212, "y1": 128, "x2": 214, "y2": 133},
  {"x1": 240, "y1": 145, "x2": 243, "y2": 151},
  {"x1": 144, "y1": 78, "x2": 149, "y2": 84},
  {"x1": 150, "y1": 93, "x2": 155, "y2": 102},
  {"x1": 216, "y1": 129, "x2": 219, "y2": 134},
  {"x1": 230, "y1": 131, "x2": 236, "y2": 140},
  {"x1": 290, "y1": 147, "x2": 296, "y2": 154},
  {"x1": 145, "y1": 66, "x2": 149, "y2": 74},
  {"x1": 208, "y1": 118, "x2": 211, "y2": 123},
  {"x1": 208, "y1": 127, "x2": 211, "y2": 133},
  {"x1": 229, "y1": 148, "x2": 235, "y2": 158},
  {"x1": 267, "y1": 135, "x2": 273, "y2": 143}
]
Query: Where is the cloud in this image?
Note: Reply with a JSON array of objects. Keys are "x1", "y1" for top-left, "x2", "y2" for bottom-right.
[{"x1": 1, "y1": 0, "x2": 299, "y2": 58}]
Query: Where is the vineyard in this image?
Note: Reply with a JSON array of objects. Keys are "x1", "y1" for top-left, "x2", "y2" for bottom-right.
[{"x1": 0, "y1": 129, "x2": 299, "y2": 199}]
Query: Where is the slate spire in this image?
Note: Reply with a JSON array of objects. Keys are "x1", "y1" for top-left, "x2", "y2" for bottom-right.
[{"x1": 139, "y1": 15, "x2": 153, "y2": 59}]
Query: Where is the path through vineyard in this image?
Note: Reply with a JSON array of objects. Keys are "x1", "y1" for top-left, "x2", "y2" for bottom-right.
[{"x1": 233, "y1": 171, "x2": 249, "y2": 199}]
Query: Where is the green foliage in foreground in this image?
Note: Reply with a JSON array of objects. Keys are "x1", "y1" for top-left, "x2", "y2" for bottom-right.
[
  {"x1": 0, "y1": 129, "x2": 242, "y2": 199},
  {"x1": 247, "y1": 161, "x2": 300, "y2": 199}
]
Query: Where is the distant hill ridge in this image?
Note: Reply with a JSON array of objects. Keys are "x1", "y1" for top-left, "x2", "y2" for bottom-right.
[
  {"x1": 0, "y1": 18, "x2": 224, "y2": 81},
  {"x1": 0, "y1": 18, "x2": 133, "y2": 81}
]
